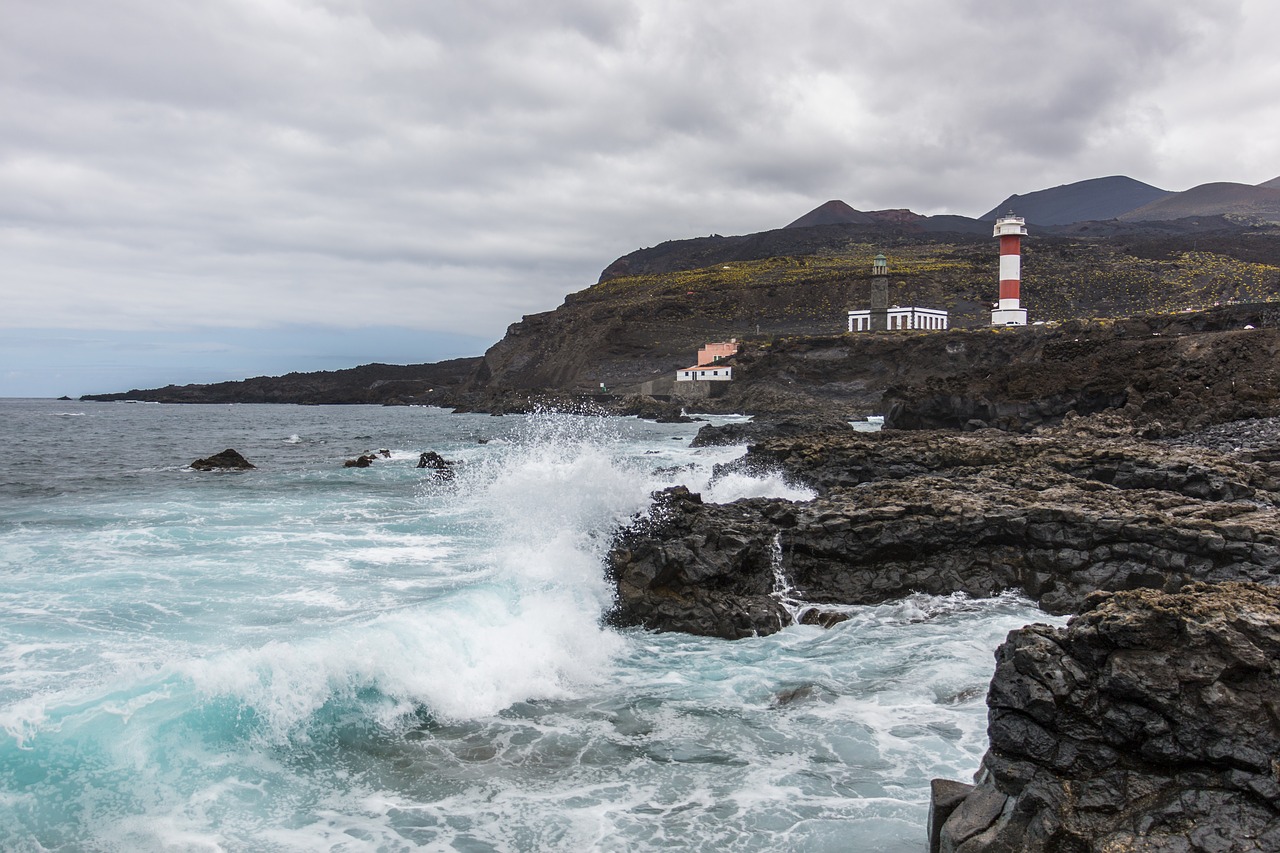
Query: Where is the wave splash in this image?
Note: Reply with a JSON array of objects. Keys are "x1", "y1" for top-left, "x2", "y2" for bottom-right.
[{"x1": 181, "y1": 412, "x2": 665, "y2": 740}]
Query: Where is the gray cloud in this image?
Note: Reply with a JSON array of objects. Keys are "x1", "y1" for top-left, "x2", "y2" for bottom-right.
[{"x1": 1, "y1": 0, "x2": 1276, "y2": 394}]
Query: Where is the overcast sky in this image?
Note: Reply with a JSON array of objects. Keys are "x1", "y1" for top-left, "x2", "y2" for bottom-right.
[{"x1": 3, "y1": 0, "x2": 1278, "y2": 397}]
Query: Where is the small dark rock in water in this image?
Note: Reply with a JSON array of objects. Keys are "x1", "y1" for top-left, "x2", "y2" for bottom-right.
[
  {"x1": 57, "y1": 395, "x2": 72, "y2": 401},
  {"x1": 798, "y1": 609, "x2": 849, "y2": 628},
  {"x1": 191, "y1": 449, "x2": 256, "y2": 471},
  {"x1": 378, "y1": 448, "x2": 391, "y2": 458},
  {"x1": 343, "y1": 454, "x2": 377, "y2": 468},
  {"x1": 417, "y1": 451, "x2": 457, "y2": 480},
  {"x1": 770, "y1": 685, "x2": 816, "y2": 707}
]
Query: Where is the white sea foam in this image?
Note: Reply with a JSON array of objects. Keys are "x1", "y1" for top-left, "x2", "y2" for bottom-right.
[
  {"x1": 640, "y1": 437, "x2": 816, "y2": 504},
  {"x1": 344, "y1": 541, "x2": 454, "y2": 566},
  {"x1": 176, "y1": 414, "x2": 659, "y2": 738},
  {"x1": 703, "y1": 470, "x2": 816, "y2": 503},
  {"x1": 270, "y1": 587, "x2": 352, "y2": 611}
]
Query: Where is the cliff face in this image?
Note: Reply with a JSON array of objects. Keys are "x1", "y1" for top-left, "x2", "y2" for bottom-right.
[{"x1": 80, "y1": 215, "x2": 1280, "y2": 410}]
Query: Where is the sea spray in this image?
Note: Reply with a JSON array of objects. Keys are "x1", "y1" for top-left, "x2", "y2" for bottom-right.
[
  {"x1": 767, "y1": 532, "x2": 809, "y2": 627},
  {"x1": 182, "y1": 411, "x2": 668, "y2": 737}
]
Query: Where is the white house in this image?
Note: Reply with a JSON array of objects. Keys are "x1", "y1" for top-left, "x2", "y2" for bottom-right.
[
  {"x1": 676, "y1": 365, "x2": 733, "y2": 382},
  {"x1": 848, "y1": 306, "x2": 949, "y2": 332}
]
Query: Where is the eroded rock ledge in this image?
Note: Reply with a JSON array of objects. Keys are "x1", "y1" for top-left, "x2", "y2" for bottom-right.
[
  {"x1": 607, "y1": 422, "x2": 1280, "y2": 639},
  {"x1": 930, "y1": 582, "x2": 1280, "y2": 852}
]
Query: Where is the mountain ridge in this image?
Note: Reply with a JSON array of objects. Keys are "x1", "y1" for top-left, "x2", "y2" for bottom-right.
[
  {"x1": 977, "y1": 175, "x2": 1171, "y2": 225},
  {"x1": 1119, "y1": 181, "x2": 1280, "y2": 224},
  {"x1": 784, "y1": 200, "x2": 876, "y2": 228}
]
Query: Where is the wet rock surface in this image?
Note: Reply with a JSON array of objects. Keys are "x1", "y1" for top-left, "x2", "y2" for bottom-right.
[
  {"x1": 416, "y1": 451, "x2": 457, "y2": 479},
  {"x1": 605, "y1": 487, "x2": 791, "y2": 639},
  {"x1": 931, "y1": 583, "x2": 1280, "y2": 853},
  {"x1": 606, "y1": 416, "x2": 1280, "y2": 849},
  {"x1": 607, "y1": 421, "x2": 1280, "y2": 639},
  {"x1": 190, "y1": 448, "x2": 255, "y2": 471},
  {"x1": 689, "y1": 414, "x2": 854, "y2": 447}
]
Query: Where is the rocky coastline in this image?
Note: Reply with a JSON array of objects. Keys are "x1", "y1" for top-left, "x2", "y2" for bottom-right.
[
  {"x1": 608, "y1": 416, "x2": 1280, "y2": 638},
  {"x1": 606, "y1": 412, "x2": 1280, "y2": 850}
]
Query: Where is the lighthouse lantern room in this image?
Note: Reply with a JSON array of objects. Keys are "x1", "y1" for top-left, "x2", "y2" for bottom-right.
[{"x1": 991, "y1": 213, "x2": 1028, "y2": 326}]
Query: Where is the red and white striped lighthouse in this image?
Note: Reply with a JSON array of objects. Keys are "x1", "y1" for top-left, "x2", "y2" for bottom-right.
[{"x1": 991, "y1": 213, "x2": 1028, "y2": 326}]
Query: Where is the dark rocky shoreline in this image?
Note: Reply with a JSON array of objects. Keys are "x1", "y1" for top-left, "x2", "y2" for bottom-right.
[
  {"x1": 607, "y1": 417, "x2": 1280, "y2": 639},
  {"x1": 605, "y1": 412, "x2": 1280, "y2": 851}
]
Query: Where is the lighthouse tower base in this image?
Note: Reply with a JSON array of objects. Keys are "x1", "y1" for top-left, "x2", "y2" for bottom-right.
[{"x1": 991, "y1": 308, "x2": 1027, "y2": 326}]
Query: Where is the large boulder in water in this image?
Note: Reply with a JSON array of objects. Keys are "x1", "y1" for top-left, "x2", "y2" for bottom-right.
[
  {"x1": 931, "y1": 582, "x2": 1280, "y2": 852},
  {"x1": 416, "y1": 451, "x2": 457, "y2": 480},
  {"x1": 605, "y1": 486, "x2": 791, "y2": 639},
  {"x1": 191, "y1": 448, "x2": 255, "y2": 471}
]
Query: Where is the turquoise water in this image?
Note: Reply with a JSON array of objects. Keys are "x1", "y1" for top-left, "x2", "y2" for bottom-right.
[{"x1": 0, "y1": 400, "x2": 1057, "y2": 851}]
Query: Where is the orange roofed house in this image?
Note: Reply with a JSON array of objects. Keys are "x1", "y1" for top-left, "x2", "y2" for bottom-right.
[{"x1": 676, "y1": 339, "x2": 738, "y2": 382}]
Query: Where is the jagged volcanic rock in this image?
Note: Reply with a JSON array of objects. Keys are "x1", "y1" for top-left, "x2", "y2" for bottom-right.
[
  {"x1": 607, "y1": 424, "x2": 1280, "y2": 639},
  {"x1": 689, "y1": 414, "x2": 853, "y2": 447},
  {"x1": 930, "y1": 582, "x2": 1280, "y2": 852},
  {"x1": 190, "y1": 449, "x2": 255, "y2": 471},
  {"x1": 605, "y1": 487, "x2": 791, "y2": 639},
  {"x1": 416, "y1": 451, "x2": 457, "y2": 479},
  {"x1": 880, "y1": 311, "x2": 1280, "y2": 435}
]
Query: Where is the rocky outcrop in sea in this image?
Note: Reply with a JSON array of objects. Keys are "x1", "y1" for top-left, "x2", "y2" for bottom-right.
[{"x1": 190, "y1": 449, "x2": 256, "y2": 471}]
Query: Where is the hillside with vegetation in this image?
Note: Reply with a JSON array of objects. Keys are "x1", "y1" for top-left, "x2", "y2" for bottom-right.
[{"x1": 469, "y1": 217, "x2": 1280, "y2": 397}]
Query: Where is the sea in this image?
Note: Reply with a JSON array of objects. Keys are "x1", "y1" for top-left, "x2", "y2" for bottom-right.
[{"x1": 0, "y1": 399, "x2": 1061, "y2": 852}]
